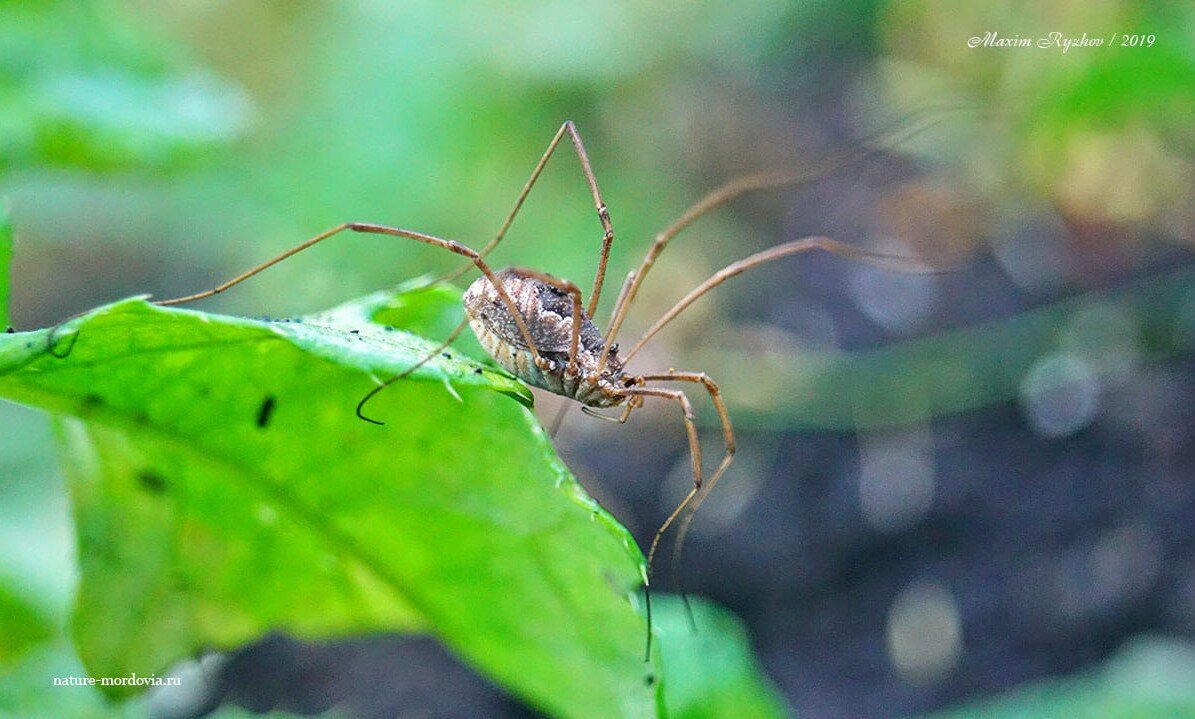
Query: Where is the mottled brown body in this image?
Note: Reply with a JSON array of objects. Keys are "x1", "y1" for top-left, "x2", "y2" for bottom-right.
[{"x1": 463, "y1": 268, "x2": 627, "y2": 407}]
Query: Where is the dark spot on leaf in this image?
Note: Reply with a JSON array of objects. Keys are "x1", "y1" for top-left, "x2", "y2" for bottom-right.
[
  {"x1": 138, "y1": 471, "x2": 166, "y2": 494},
  {"x1": 257, "y1": 395, "x2": 276, "y2": 428},
  {"x1": 442, "y1": 352, "x2": 452, "y2": 360},
  {"x1": 4, "y1": 326, "x2": 13, "y2": 333},
  {"x1": 350, "y1": 329, "x2": 360, "y2": 334},
  {"x1": 82, "y1": 393, "x2": 102, "y2": 408},
  {"x1": 473, "y1": 368, "x2": 483, "y2": 375},
  {"x1": 644, "y1": 673, "x2": 656, "y2": 686},
  {"x1": 383, "y1": 325, "x2": 394, "y2": 332}
]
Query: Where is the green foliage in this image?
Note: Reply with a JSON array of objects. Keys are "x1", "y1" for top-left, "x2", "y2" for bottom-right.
[
  {"x1": 0, "y1": 1, "x2": 251, "y2": 173},
  {"x1": 0, "y1": 280, "x2": 784, "y2": 718},
  {"x1": 928, "y1": 637, "x2": 1195, "y2": 719},
  {"x1": 656, "y1": 596, "x2": 789, "y2": 719},
  {"x1": 0, "y1": 585, "x2": 53, "y2": 664}
]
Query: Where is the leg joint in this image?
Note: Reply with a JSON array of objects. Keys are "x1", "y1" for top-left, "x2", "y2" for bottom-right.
[{"x1": 449, "y1": 240, "x2": 479, "y2": 259}]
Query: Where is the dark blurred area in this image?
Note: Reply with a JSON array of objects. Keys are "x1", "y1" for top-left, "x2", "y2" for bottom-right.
[{"x1": 3, "y1": 1, "x2": 1194, "y2": 718}]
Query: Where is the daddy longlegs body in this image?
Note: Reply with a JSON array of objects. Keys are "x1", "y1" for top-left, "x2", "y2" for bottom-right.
[{"x1": 57, "y1": 117, "x2": 943, "y2": 660}]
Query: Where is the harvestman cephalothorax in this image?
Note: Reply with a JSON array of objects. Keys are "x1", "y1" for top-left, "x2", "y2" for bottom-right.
[{"x1": 50, "y1": 112, "x2": 952, "y2": 659}]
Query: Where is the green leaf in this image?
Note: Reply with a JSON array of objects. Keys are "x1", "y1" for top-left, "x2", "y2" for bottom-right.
[
  {"x1": 655, "y1": 596, "x2": 789, "y2": 719},
  {"x1": 0, "y1": 289, "x2": 659, "y2": 718},
  {"x1": 0, "y1": 202, "x2": 11, "y2": 329},
  {"x1": 926, "y1": 636, "x2": 1195, "y2": 719},
  {"x1": 0, "y1": 585, "x2": 54, "y2": 665}
]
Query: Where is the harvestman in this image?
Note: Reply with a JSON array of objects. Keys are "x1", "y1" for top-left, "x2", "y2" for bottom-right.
[{"x1": 92, "y1": 120, "x2": 936, "y2": 658}]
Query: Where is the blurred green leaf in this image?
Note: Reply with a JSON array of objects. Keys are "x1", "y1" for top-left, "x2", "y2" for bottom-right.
[
  {"x1": 712, "y1": 267, "x2": 1195, "y2": 431},
  {"x1": 0, "y1": 402, "x2": 72, "y2": 669},
  {"x1": 0, "y1": 2, "x2": 251, "y2": 173},
  {"x1": 0, "y1": 585, "x2": 54, "y2": 665},
  {"x1": 656, "y1": 596, "x2": 789, "y2": 719},
  {"x1": 927, "y1": 637, "x2": 1195, "y2": 719},
  {"x1": 1021, "y1": 46, "x2": 1195, "y2": 204},
  {"x1": 0, "y1": 287, "x2": 660, "y2": 718}
]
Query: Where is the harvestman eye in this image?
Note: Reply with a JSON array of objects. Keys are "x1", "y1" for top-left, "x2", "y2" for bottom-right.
[{"x1": 60, "y1": 115, "x2": 948, "y2": 661}]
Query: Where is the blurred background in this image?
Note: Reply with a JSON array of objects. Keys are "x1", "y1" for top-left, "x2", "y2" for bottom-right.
[{"x1": 3, "y1": 1, "x2": 1195, "y2": 717}]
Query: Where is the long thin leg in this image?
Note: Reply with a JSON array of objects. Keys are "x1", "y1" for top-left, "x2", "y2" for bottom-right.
[
  {"x1": 356, "y1": 315, "x2": 470, "y2": 425},
  {"x1": 50, "y1": 224, "x2": 373, "y2": 354},
  {"x1": 439, "y1": 121, "x2": 616, "y2": 316},
  {"x1": 43, "y1": 223, "x2": 438, "y2": 357},
  {"x1": 637, "y1": 371, "x2": 735, "y2": 533},
  {"x1": 622, "y1": 236, "x2": 940, "y2": 363},
  {"x1": 597, "y1": 171, "x2": 799, "y2": 370},
  {"x1": 569, "y1": 403, "x2": 632, "y2": 460},
  {"x1": 157, "y1": 222, "x2": 358, "y2": 306},
  {"x1": 637, "y1": 372, "x2": 734, "y2": 631},
  {"x1": 625, "y1": 386, "x2": 703, "y2": 585},
  {"x1": 598, "y1": 105, "x2": 963, "y2": 371},
  {"x1": 580, "y1": 401, "x2": 636, "y2": 424},
  {"x1": 608, "y1": 268, "x2": 636, "y2": 328},
  {"x1": 621, "y1": 385, "x2": 701, "y2": 661},
  {"x1": 154, "y1": 221, "x2": 550, "y2": 381}
]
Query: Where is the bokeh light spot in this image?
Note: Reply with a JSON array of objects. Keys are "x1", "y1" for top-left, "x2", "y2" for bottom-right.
[
  {"x1": 1019, "y1": 352, "x2": 1101, "y2": 438},
  {"x1": 886, "y1": 580, "x2": 963, "y2": 683},
  {"x1": 858, "y1": 427, "x2": 935, "y2": 532}
]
